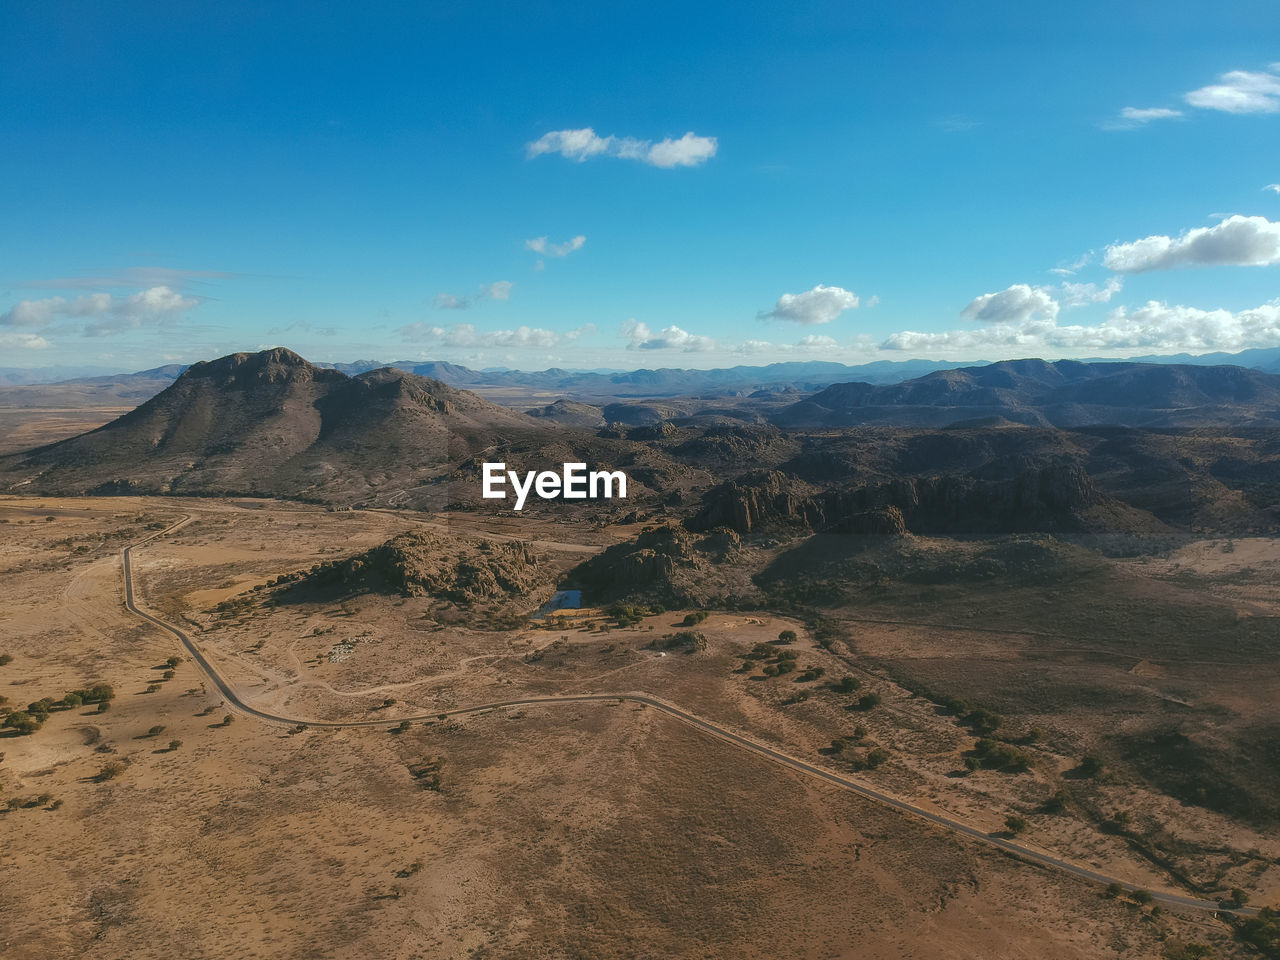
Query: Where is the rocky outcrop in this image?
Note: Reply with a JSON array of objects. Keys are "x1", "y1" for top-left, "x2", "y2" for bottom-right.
[
  {"x1": 689, "y1": 464, "x2": 1103, "y2": 536},
  {"x1": 288, "y1": 531, "x2": 550, "y2": 603}
]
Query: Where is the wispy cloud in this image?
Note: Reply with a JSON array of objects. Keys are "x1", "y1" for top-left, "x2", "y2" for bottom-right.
[
  {"x1": 527, "y1": 128, "x2": 718, "y2": 168},
  {"x1": 432, "y1": 281, "x2": 515, "y2": 311},
  {"x1": 1102, "y1": 106, "x2": 1184, "y2": 130},
  {"x1": 398, "y1": 322, "x2": 584, "y2": 349},
  {"x1": 0, "y1": 286, "x2": 201, "y2": 338},
  {"x1": 524, "y1": 235, "x2": 585, "y2": 258}
]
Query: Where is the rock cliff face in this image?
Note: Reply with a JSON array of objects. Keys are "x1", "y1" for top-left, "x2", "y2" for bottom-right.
[{"x1": 689, "y1": 463, "x2": 1103, "y2": 535}]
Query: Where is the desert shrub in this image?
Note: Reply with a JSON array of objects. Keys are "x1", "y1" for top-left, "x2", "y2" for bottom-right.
[
  {"x1": 165, "y1": 656, "x2": 182, "y2": 668},
  {"x1": 777, "y1": 629, "x2": 797, "y2": 644},
  {"x1": 146, "y1": 725, "x2": 166, "y2": 737},
  {"x1": 864, "y1": 748, "x2": 890, "y2": 769},
  {"x1": 964, "y1": 707, "x2": 1003, "y2": 735},
  {"x1": 1078, "y1": 755, "x2": 1105, "y2": 778},
  {"x1": 96, "y1": 701, "x2": 110, "y2": 713},
  {"x1": 833, "y1": 675, "x2": 860, "y2": 694},
  {"x1": 663, "y1": 631, "x2": 707, "y2": 652},
  {"x1": 3, "y1": 712, "x2": 41, "y2": 735},
  {"x1": 144, "y1": 684, "x2": 161, "y2": 694},
  {"x1": 797, "y1": 666, "x2": 825, "y2": 682},
  {"x1": 219, "y1": 715, "x2": 233, "y2": 727},
  {"x1": 1041, "y1": 790, "x2": 1070, "y2": 813},
  {"x1": 775, "y1": 659, "x2": 796, "y2": 675},
  {"x1": 162, "y1": 670, "x2": 175, "y2": 680},
  {"x1": 1133, "y1": 889, "x2": 1153, "y2": 905},
  {"x1": 61, "y1": 693, "x2": 83, "y2": 708},
  {"x1": 970, "y1": 738, "x2": 1032, "y2": 772},
  {"x1": 167, "y1": 740, "x2": 183, "y2": 751},
  {"x1": 1239, "y1": 908, "x2": 1280, "y2": 957},
  {"x1": 1005, "y1": 814, "x2": 1027, "y2": 834},
  {"x1": 95, "y1": 761, "x2": 127, "y2": 781},
  {"x1": 680, "y1": 611, "x2": 709, "y2": 626},
  {"x1": 0, "y1": 654, "x2": 12, "y2": 667},
  {"x1": 853, "y1": 693, "x2": 881, "y2": 711}
]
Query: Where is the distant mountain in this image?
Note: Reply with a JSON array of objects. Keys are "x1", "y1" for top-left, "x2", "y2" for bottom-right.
[
  {"x1": 0, "y1": 348, "x2": 548, "y2": 507},
  {"x1": 312, "y1": 357, "x2": 983, "y2": 397},
  {"x1": 774, "y1": 359, "x2": 1280, "y2": 429},
  {"x1": 0, "y1": 364, "x2": 188, "y2": 408}
]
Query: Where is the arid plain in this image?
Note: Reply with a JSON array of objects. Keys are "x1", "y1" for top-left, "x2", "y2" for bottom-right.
[{"x1": 3, "y1": 492, "x2": 1277, "y2": 960}]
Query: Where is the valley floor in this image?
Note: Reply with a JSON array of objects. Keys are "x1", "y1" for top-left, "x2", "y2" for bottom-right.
[{"x1": 0, "y1": 495, "x2": 1274, "y2": 959}]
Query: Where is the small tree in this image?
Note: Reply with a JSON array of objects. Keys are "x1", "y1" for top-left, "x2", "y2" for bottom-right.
[
  {"x1": 1005, "y1": 814, "x2": 1027, "y2": 835},
  {"x1": 146, "y1": 725, "x2": 166, "y2": 737},
  {"x1": 165, "y1": 656, "x2": 182, "y2": 668},
  {"x1": 1133, "y1": 889, "x2": 1154, "y2": 906},
  {"x1": 834, "y1": 675, "x2": 860, "y2": 694},
  {"x1": 168, "y1": 740, "x2": 183, "y2": 751},
  {"x1": 1079, "y1": 755, "x2": 1105, "y2": 778},
  {"x1": 1231, "y1": 888, "x2": 1250, "y2": 907},
  {"x1": 777, "y1": 629, "x2": 797, "y2": 644},
  {"x1": 219, "y1": 714, "x2": 233, "y2": 727},
  {"x1": 855, "y1": 693, "x2": 882, "y2": 711},
  {"x1": 0, "y1": 654, "x2": 13, "y2": 666},
  {"x1": 96, "y1": 761, "x2": 127, "y2": 782}
]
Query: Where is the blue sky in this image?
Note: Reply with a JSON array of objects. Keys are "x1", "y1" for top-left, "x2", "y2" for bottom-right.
[{"x1": 2, "y1": 1, "x2": 1278, "y2": 371}]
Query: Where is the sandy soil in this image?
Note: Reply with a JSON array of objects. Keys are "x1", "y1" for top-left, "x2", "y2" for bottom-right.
[{"x1": 0, "y1": 496, "x2": 1265, "y2": 959}]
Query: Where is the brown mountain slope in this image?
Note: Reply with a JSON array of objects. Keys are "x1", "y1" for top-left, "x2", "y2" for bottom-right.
[{"x1": 0, "y1": 348, "x2": 550, "y2": 507}]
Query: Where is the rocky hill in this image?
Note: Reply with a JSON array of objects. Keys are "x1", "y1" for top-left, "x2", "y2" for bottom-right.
[
  {"x1": 282, "y1": 530, "x2": 552, "y2": 604},
  {"x1": 0, "y1": 348, "x2": 551, "y2": 507}
]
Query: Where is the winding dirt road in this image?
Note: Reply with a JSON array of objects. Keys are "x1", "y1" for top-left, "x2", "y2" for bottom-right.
[{"x1": 121, "y1": 516, "x2": 1256, "y2": 918}]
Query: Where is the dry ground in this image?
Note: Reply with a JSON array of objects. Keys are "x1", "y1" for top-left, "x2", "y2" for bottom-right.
[{"x1": 0, "y1": 496, "x2": 1267, "y2": 959}]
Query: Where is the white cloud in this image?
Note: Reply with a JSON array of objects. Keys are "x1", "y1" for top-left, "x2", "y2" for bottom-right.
[
  {"x1": 525, "y1": 235, "x2": 586, "y2": 258},
  {"x1": 0, "y1": 332, "x2": 51, "y2": 350},
  {"x1": 962, "y1": 284, "x2": 1060, "y2": 324},
  {"x1": 0, "y1": 285, "x2": 199, "y2": 337},
  {"x1": 645, "y1": 132, "x2": 719, "y2": 168},
  {"x1": 1265, "y1": 184, "x2": 1280, "y2": 194},
  {"x1": 883, "y1": 298, "x2": 1280, "y2": 355},
  {"x1": 399, "y1": 322, "x2": 564, "y2": 349},
  {"x1": 1103, "y1": 106, "x2": 1184, "y2": 130},
  {"x1": 1185, "y1": 65, "x2": 1280, "y2": 114},
  {"x1": 433, "y1": 293, "x2": 468, "y2": 310},
  {"x1": 562, "y1": 323, "x2": 595, "y2": 341},
  {"x1": 1049, "y1": 250, "x2": 1094, "y2": 276},
  {"x1": 526, "y1": 128, "x2": 717, "y2": 168},
  {"x1": 622, "y1": 319, "x2": 715, "y2": 352},
  {"x1": 759, "y1": 284, "x2": 859, "y2": 325},
  {"x1": 1104, "y1": 215, "x2": 1280, "y2": 272},
  {"x1": 1059, "y1": 277, "x2": 1123, "y2": 307},
  {"x1": 432, "y1": 281, "x2": 514, "y2": 311},
  {"x1": 796, "y1": 334, "x2": 839, "y2": 349}
]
